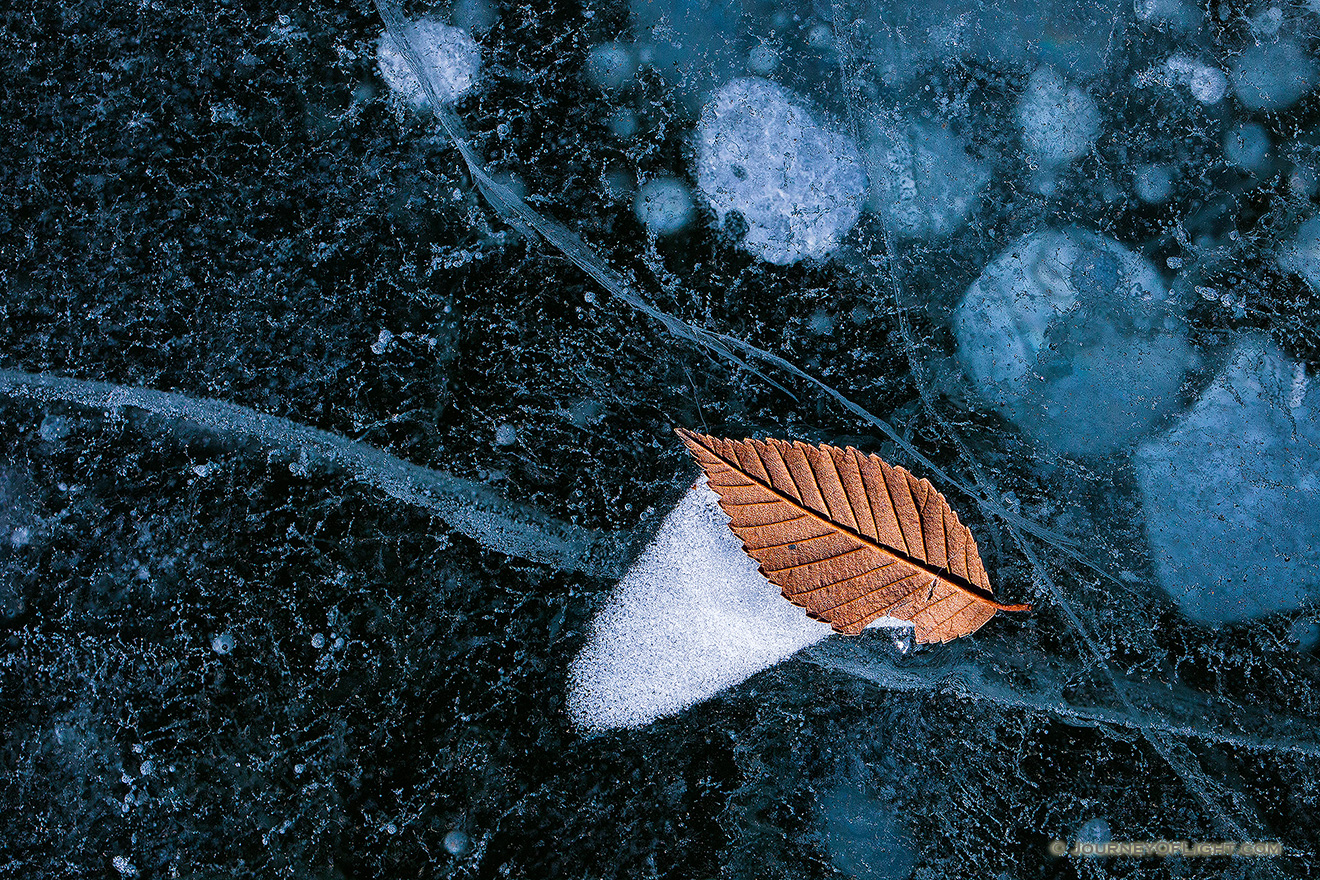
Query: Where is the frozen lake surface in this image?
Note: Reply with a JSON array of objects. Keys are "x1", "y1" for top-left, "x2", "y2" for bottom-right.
[{"x1": 4, "y1": 0, "x2": 1320, "y2": 876}]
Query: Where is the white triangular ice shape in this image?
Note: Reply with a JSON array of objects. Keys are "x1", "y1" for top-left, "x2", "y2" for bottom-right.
[{"x1": 568, "y1": 478, "x2": 912, "y2": 730}]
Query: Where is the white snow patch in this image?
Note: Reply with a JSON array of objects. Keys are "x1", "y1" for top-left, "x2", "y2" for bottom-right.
[{"x1": 567, "y1": 481, "x2": 901, "y2": 730}]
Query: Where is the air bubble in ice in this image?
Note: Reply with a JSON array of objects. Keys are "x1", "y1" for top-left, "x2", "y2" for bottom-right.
[
  {"x1": 38, "y1": 415, "x2": 71, "y2": 443},
  {"x1": 444, "y1": 829, "x2": 471, "y2": 855},
  {"x1": 1276, "y1": 215, "x2": 1320, "y2": 292},
  {"x1": 1230, "y1": 39, "x2": 1316, "y2": 111},
  {"x1": 211, "y1": 632, "x2": 235, "y2": 654},
  {"x1": 584, "y1": 42, "x2": 636, "y2": 91},
  {"x1": 864, "y1": 118, "x2": 989, "y2": 239},
  {"x1": 1133, "y1": 164, "x2": 1173, "y2": 203},
  {"x1": 1224, "y1": 122, "x2": 1270, "y2": 173},
  {"x1": 953, "y1": 227, "x2": 1192, "y2": 457},
  {"x1": 1135, "y1": 336, "x2": 1320, "y2": 623},
  {"x1": 494, "y1": 424, "x2": 518, "y2": 447},
  {"x1": 694, "y1": 77, "x2": 866, "y2": 264},
  {"x1": 633, "y1": 178, "x2": 696, "y2": 237},
  {"x1": 1016, "y1": 67, "x2": 1101, "y2": 169}
]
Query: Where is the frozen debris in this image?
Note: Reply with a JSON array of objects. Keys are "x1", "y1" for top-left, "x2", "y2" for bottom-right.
[
  {"x1": 1230, "y1": 39, "x2": 1316, "y2": 111},
  {"x1": 1135, "y1": 337, "x2": 1320, "y2": 624},
  {"x1": 633, "y1": 177, "x2": 696, "y2": 237},
  {"x1": 1276, "y1": 215, "x2": 1320, "y2": 292},
  {"x1": 376, "y1": 18, "x2": 481, "y2": 107},
  {"x1": 1016, "y1": 67, "x2": 1101, "y2": 169},
  {"x1": 584, "y1": 42, "x2": 636, "y2": 91},
  {"x1": 695, "y1": 77, "x2": 867, "y2": 265},
  {"x1": 819, "y1": 783, "x2": 917, "y2": 880},
  {"x1": 864, "y1": 118, "x2": 989, "y2": 239},
  {"x1": 953, "y1": 228, "x2": 1192, "y2": 457},
  {"x1": 370, "y1": 329, "x2": 394, "y2": 355},
  {"x1": 1224, "y1": 121, "x2": 1271, "y2": 173},
  {"x1": 569, "y1": 482, "x2": 847, "y2": 729},
  {"x1": 211, "y1": 632, "x2": 235, "y2": 654},
  {"x1": 493, "y1": 423, "x2": 518, "y2": 447}
]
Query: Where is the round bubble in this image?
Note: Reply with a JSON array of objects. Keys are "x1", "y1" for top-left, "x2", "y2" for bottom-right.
[
  {"x1": 634, "y1": 178, "x2": 696, "y2": 237},
  {"x1": 694, "y1": 77, "x2": 866, "y2": 265},
  {"x1": 1231, "y1": 39, "x2": 1316, "y2": 111}
]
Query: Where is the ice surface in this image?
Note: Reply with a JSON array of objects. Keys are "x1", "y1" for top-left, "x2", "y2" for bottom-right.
[
  {"x1": 952, "y1": 228, "x2": 1193, "y2": 457},
  {"x1": 567, "y1": 481, "x2": 837, "y2": 729},
  {"x1": 1135, "y1": 336, "x2": 1320, "y2": 624},
  {"x1": 13, "y1": 0, "x2": 1320, "y2": 870},
  {"x1": 376, "y1": 18, "x2": 480, "y2": 106},
  {"x1": 819, "y1": 782, "x2": 916, "y2": 880},
  {"x1": 864, "y1": 119, "x2": 989, "y2": 239},
  {"x1": 694, "y1": 77, "x2": 867, "y2": 265}
]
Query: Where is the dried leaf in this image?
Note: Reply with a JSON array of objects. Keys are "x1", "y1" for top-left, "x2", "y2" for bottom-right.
[{"x1": 677, "y1": 429, "x2": 1031, "y2": 643}]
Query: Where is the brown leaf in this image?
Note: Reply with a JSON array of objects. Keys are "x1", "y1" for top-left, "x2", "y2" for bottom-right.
[{"x1": 676, "y1": 428, "x2": 1031, "y2": 644}]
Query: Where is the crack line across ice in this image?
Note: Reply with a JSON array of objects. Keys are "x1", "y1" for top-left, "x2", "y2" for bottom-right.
[{"x1": 0, "y1": 369, "x2": 624, "y2": 578}]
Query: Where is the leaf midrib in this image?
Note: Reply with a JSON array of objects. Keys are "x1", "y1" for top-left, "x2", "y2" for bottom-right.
[{"x1": 700, "y1": 438, "x2": 1027, "y2": 612}]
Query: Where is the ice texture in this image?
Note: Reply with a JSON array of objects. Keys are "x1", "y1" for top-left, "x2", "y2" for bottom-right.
[
  {"x1": 1135, "y1": 337, "x2": 1320, "y2": 624},
  {"x1": 694, "y1": 77, "x2": 867, "y2": 265},
  {"x1": 864, "y1": 119, "x2": 989, "y2": 239},
  {"x1": 859, "y1": 0, "x2": 1130, "y2": 82},
  {"x1": 820, "y1": 783, "x2": 917, "y2": 880},
  {"x1": 953, "y1": 228, "x2": 1192, "y2": 457},
  {"x1": 1016, "y1": 67, "x2": 1102, "y2": 169},
  {"x1": 567, "y1": 482, "x2": 837, "y2": 730},
  {"x1": 376, "y1": 18, "x2": 480, "y2": 106},
  {"x1": 1277, "y1": 215, "x2": 1320, "y2": 292}
]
